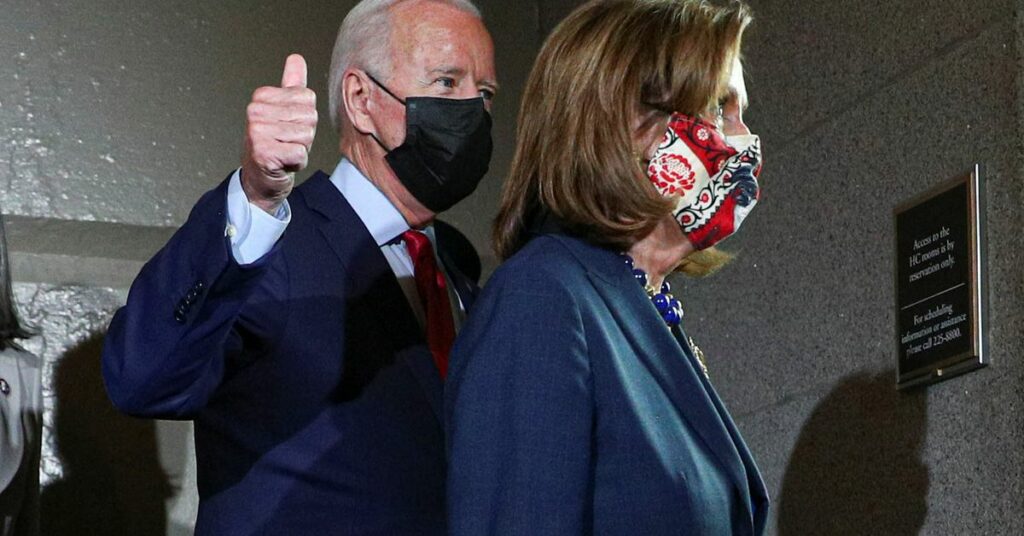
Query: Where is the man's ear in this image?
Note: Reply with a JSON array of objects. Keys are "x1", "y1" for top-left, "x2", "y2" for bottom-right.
[{"x1": 341, "y1": 69, "x2": 377, "y2": 135}]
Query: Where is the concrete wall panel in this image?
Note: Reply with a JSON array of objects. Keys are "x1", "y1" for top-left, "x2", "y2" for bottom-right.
[{"x1": 678, "y1": 2, "x2": 1024, "y2": 533}]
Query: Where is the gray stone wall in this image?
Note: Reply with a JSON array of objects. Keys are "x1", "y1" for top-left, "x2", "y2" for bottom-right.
[
  {"x1": 675, "y1": 0, "x2": 1024, "y2": 533},
  {"x1": 15, "y1": 283, "x2": 197, "y2": 535}
]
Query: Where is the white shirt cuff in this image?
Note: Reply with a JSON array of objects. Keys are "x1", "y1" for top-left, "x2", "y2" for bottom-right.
[{"x1": 225, "y1": 168, "x2": 290, "y2": 265}]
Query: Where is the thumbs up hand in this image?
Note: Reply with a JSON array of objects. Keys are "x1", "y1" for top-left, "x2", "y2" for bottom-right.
[{"x1": 241, "y1": 54, "x2": 318, "y2": 214}]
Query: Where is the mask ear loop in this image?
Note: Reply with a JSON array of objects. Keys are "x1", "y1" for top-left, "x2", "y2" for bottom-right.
[
  {"x1": 361, "y1": 71, "x2": 407, "y2": 153},
  {"x1": 368, "y1": 131, "x2": 390, "y2": 153},
  {"x1": 364, "y1": 71, "x2": 407, "y2": 105}
]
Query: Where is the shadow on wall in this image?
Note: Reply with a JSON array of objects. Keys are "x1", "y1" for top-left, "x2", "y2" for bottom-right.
[
  {"x1": 40, "y1": 333, "x2": 174, "y2": 535},
  {"x1": 778, "y1": 371, "x2": 929, "y2": 536}
]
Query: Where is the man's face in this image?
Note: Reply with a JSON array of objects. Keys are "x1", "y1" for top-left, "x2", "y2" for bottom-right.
[{"x1": 373, "y1": 1, "x2": 498, "y2": 150}]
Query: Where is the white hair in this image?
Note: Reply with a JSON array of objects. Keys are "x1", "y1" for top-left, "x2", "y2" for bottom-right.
[{"x1": 328, "y1": 0, "x2": 482, "y2": 133}]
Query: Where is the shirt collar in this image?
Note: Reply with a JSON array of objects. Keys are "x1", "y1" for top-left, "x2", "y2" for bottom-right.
[{"x1": 328, "y1": 158, "x2": 410, "y2": 246}]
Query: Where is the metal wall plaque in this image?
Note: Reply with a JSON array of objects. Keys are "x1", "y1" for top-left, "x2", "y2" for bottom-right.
[{"x1": 894, "y1": 165, "x2": 987, "y2": 389}]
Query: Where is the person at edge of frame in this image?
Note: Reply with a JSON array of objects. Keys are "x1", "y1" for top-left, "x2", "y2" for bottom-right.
[
  {"x1": 0, "y1": 212, "x2": 41, "y2": 536},
  {"x1": 446, "y1": 0, "x2": 770, "y2": 534},
  {"x1": 101, "y1": 0, "x2": 496, "y2": 533}
]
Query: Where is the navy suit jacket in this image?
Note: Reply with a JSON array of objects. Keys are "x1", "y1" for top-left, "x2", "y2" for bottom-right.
[
  {"x1": 445, "y1": 232, "x2": 769, "y2": 535},
  {"x1": 102, "y1": 171, "x2": 478, "y2": 535}
]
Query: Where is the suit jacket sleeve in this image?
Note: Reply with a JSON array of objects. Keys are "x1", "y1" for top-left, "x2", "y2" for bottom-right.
[
  {"x1": 101, "y1": 175, "x2": 285, "y2": 419},
  {"x1": 445, "y1": 278, "x2": 594, "y2": 535}
]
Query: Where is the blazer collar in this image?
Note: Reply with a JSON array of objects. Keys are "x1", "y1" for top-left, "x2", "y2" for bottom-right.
[
  {"x1": 671, "y1": 325, "x2": 770, "y2": 527},
  {"x1": 301, "y1": 172, "x2": 445, "y2": 425},
  {"x1": 437, "y1": 250, "x2": 478, "y2": 312},
  {"x1": 307, "y1": 167, "x2": 478, "y2": 307},
  {"x1": 327, "y1": 158, "x2": 409, "y2": 245},
  {"x1": 545, "y1": 232, "x2": 758, "y2": 529}
]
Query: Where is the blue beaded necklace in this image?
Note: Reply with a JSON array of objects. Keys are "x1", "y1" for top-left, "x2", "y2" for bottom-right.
[
  {"x1": 622, "y1": 254, "x2": 684, "y2": 328},
  {"x1": 622, "y1": 253, "x2": 710, "y2": 378}
]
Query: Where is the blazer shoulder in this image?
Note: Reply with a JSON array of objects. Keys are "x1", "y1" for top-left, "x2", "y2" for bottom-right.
[
  {"x1": 0, "y1": 347, "x2": 41, "y2": 370},
  {"x1": 178, "y1": 173, "x2": 232, "y2": 229},
  {"x1": 485, "y1": 235, "x2": 589, "y2": 295},
  {"x1": 289, "y1": 171, "x2": 331, "y2": 214},
  {"x1": 292, "y1": 169, "x2": 331, "y2": 193}
]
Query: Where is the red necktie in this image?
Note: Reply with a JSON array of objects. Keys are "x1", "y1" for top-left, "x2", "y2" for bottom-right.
[{"x1": 402, "y1": 230, "x2": 455, "y2": 378}]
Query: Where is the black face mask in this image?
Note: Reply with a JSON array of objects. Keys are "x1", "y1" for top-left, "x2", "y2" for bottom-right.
[{"x1": 366, "y1": 73, "x2": 493, "y2": 213}]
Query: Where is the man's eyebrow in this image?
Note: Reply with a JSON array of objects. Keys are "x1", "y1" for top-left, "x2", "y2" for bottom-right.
[{"x1": 428, "y1": 66, "x2": 465, "y2": 77}]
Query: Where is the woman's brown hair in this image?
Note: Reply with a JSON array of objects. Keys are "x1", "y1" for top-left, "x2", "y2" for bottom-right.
[{"x1": 493, "y1": 0, "x2": 753, "y2": 263}]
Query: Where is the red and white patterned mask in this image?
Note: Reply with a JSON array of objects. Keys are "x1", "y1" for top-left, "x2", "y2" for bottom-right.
[{"x1": 646, "y1": 113, "x2": 762, "y2": 250}]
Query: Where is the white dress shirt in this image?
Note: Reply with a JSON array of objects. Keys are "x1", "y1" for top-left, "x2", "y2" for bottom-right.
[{"x1": 224, "y1": 160, "x2": 466, "y2": 328}]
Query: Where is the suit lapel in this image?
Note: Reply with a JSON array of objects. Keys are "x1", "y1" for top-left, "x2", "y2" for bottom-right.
[
  {"x1": 433, "y1": 220, "x2": 481, "y2": 312},
  {"x1": 674, "y1": 327, "x2": 769, "y2": 524},
  {"x1": 563, "y1": 237, "x2": 753, "y2": 524},
  {"x1": 437, "y1": 248, "x2": 479, "y2": 312},
  {"x1": 300, "y1": 172, "x2": 444, "y2": 425}
]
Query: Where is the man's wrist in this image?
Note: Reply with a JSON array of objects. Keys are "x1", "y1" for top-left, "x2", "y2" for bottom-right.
[
  {"x1": 227, "y1": 169, "x2": 290, "y2": 264},
  {"x1": 239, "y1": 168, "x2": 288, "y2": 215}
]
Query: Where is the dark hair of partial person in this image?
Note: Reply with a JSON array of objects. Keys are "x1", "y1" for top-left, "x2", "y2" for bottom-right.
[
  {"x1": 0, "y1": 214, "x2": 32, "y2": 350},
  {"x1": 492, "y1": 0, "x2": 752, "y2": 273}
]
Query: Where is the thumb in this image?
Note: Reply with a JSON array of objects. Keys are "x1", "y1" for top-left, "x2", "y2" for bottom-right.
[{"x1": 281, "y1": 54, "x2": 307, "y2": 88}]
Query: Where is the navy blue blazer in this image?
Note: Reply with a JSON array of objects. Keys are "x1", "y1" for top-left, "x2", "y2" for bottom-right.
[
  {"x1": 102, "y1": 171, "x2": 478, "y2": 535},
  {"x1": 445, "y1": 233, "x2": 768, "y2": 535}
]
